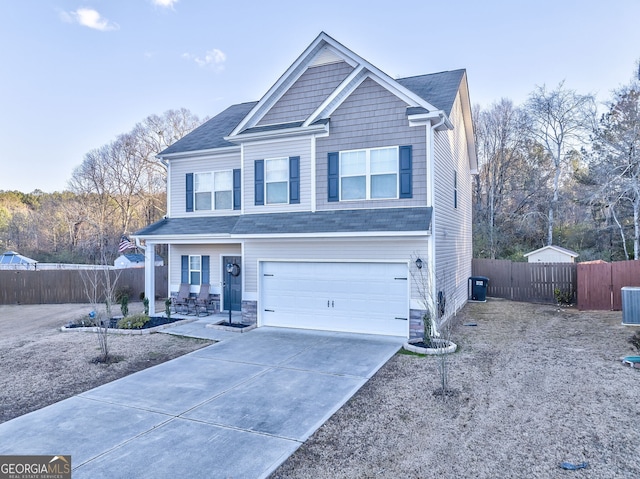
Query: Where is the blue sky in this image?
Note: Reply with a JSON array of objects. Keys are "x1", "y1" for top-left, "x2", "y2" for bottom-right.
[{"x1": 1, "y1": 0, "x2": 639, "y2": 193}]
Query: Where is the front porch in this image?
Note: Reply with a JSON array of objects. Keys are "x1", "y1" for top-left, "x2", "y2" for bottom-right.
[{"x1": 140, "y1": 241, "x2": 250, "y2": 321}]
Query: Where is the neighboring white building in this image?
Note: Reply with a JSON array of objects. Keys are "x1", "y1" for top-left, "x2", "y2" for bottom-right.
[
  {"x1": 0, "y1": 251, "x2": 37, "y2": 269},
  {"x1": 114, "y1": 253, "x2": 164, "y2": 269},
  {"x1": 524, "y1": 245, "x2": 579, "y2": 263},
  {"x1": 0, "y1": 251, "x2": 117, "y2": 270}
]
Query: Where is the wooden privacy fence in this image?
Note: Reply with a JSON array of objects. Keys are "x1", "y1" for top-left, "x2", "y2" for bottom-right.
[
  {"x1": 472, "y1": 259, "x2": 577, "y2": 304},
  {"x1": 577, "y1": 260, "x2": 640, "y2": 310},
  {"x1": 473, "y1": 258, "x2": 640, "y2": 310},
  {"x1": 0, "y1": 266, "x2": 167, "y2": 305}
]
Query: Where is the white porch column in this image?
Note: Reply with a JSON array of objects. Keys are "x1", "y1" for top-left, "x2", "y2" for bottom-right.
[{"x1": 144, "y1": 242, "x2": 156, "y2": 316}]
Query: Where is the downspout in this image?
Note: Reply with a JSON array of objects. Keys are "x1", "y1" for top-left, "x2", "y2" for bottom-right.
[
  {"x1": 429, "y1": 112, "x2": 447, "y2": 332},
  {"x1": 157, "y1": 156, "x2": 170, "y2": 219}
]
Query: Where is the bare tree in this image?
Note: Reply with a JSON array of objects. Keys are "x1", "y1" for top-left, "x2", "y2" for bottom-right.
[
  {"x1": 590, "y1": 76, "x2": 640, "y2": 258},
  {"x1": 67, "y1": 108, "x2": 204, "y2": 256},
  {"x1": 79, "y1": 250, "x2": 120, "y2": 363},
  {"x1": 133, "y1": 109, "x2": 205, "y2": 222},
  {"x1": 474, "y1": 99, "x2": 530, "y2": 258},
  {"x1": 409, "y1": 254, "x2": 456, "y2": 399},
  {"x1": 525, "y1": 82, "x2": 596, "y2": 246}
]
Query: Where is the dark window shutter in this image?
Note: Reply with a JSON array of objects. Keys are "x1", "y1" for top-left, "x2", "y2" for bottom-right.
[
  {"x1": 254, "y1": 160, "x2": 264, "y2": 206},
  {"x1": 181, "y1": 255, "x2": 189, "y2": 284},
  {"x1": 328, "y1": 152, "x2": 339, "y2": 202},
  {"x1": 233, "y1": 169, "x2": 241, "y2": 210},
  {"x1": 186, "y1": 173, "x2": 194, "y2": 212},
  {"x1": 202, "y1": 256, "x2": 210, "y2": 284},
  {"x1": 399, "y1": 145, "x2": 412, "y2": 199},
  {"x1": 289, "y1": 156, "x2": 300, "y2": 204},
  {"x1": 453, "y1": 170, "x2": 458, "y2": 208}
]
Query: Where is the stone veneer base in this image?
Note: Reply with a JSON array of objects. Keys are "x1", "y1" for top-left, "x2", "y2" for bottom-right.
[{"x1": 207, "y1": 322, "x2": 256, "y2": 333}]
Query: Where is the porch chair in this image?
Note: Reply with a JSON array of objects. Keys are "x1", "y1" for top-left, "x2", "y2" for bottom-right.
[
  {"x1": 193, "y1": 283, "x2": 211, "y2": 317},
  {"x1": 172, "y1": 283, "x2": 191, "y2": 314}
]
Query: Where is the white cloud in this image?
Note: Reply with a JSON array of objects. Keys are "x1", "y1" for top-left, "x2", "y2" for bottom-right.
[
  {"x1": 183, "y1": 49, "x2": 227, "y2": 71},
  {"x1": 152, "y1": 0, "x2": 179, "y2": 7},
  {"x1": 60, "y1": 8, "x2": 119, "y2": 31}
]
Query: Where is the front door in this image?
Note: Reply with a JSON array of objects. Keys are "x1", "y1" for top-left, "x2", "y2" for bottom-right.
[{"x1": 222, "y1": 256, "x2": 242, "y2": 311}]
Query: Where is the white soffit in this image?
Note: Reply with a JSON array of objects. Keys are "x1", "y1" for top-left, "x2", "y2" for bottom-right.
[{"x1": 308, "y1": 45, "x2": 352, "y2": 68}]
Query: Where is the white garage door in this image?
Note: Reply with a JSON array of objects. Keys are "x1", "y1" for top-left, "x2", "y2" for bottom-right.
[{"x1": 260, "y1": 261, "x2": 409, "y2": 337}]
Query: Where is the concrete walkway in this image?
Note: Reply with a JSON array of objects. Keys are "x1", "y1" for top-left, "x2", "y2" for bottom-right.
[{"x1": 0, "y1": 325, "x2": 402, "y2": 478}]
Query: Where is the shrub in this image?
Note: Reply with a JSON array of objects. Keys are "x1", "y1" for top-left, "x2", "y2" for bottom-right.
[
  {"x1": 554, "y1": 288, "x2": 574, "y2": 305},
  {"x1": 120, "y1": 294, "x2": 129, "y2": 317},
  {"x1": 143, "y1": 297, "x2": 150, "y2": 315},
  {"x1": 117, "y1": 313, "x2": 150, "y2": 329},
  {"x1": 165, "y1": 298, "x2": 172, "y2": 320}
]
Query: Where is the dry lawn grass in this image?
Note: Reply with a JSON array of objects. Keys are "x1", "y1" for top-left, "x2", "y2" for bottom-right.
[
  {"x1": 271, "y1": 299, "x2": 640, "y2": 479},
  {"x1": 3, "y1": 300, "x2": 639, "y2": 478},
  {"x1": 0, "y1": 303, "x2": 212, "y2": 424}
]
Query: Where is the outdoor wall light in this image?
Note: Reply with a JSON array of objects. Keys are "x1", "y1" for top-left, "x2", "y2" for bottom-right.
[{"x1": 415, "y1": 258, "x2": 423, "y2": 269}]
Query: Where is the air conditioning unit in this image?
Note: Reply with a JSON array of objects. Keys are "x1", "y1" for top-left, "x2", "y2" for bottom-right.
[{"x1": 622, "y1": 287, "x2": 640, "y2": 325}]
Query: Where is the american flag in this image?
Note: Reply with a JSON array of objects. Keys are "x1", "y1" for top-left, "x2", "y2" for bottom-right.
[{"x1": 118, "y1": 235, "x2": 135, "y2": 252}]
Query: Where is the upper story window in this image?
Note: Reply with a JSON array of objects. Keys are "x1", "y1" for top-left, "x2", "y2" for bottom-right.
[
  {"x1": 194, "y1": 170, "x2": 233, "y2": 211},
  {"x1": 254, "y1": 157, "x2": 300, "y2": 206},
  {"x1": 340, "y1": 147, "x2": 399, "y2": 201},
  {"x1": 265, "y1": 158, "x2": 289, "y2": 204},
  {"x1": 328, "y1": 146, "x2": 411, "y2": 203}
]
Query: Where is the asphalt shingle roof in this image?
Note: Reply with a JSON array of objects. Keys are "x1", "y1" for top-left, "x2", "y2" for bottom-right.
[
  {"x1": 157, "y1": 70, "x2": 464, "y2": 157},
  {"x1": 134, "y1": 207, "x2": 432, "y2": 237},
  {"x1": 135, "y1": 215, "x2": 241, "y2": 236},
  {"x1": 159, "y1": 102, "x2": 258, "y2": 156},
  {"x1": 397, "y1": 69, "x2": 465, "y2": 116}
]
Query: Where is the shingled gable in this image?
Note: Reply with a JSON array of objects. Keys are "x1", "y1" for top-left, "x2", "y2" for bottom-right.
[
  {"x1": 227, "y1": 31, "x2": 448, "y2": 140},
  {"x1": 156, "y1": 72, "x2": 466, "y2": 159}
]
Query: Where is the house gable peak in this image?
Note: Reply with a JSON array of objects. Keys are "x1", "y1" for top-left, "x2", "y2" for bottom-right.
[{"x1": 228, "y1": 32, "x2": 441, "y2": 139}]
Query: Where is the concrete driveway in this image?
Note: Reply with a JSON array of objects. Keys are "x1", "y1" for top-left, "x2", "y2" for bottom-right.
[{"x1": 0, "y1": 327, "x2": 402, "y2": 478}]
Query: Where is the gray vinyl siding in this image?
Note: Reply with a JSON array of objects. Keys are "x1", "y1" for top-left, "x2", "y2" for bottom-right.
[
  {"x1": 243, "y1": 137, "x2": 312, "y2": 214},
  {"x1": 432, "y1": 92, "x2": 473, "y2": 319},
  {"x1": 258, "y1": 62, "x2": 354, "y2": 126},
  {"x1": 243, "y1": 236, "x2": 430, "y2": 302},
  {"x1": 168, "y1": 152, "x2": 241, "y2": 218},
  {"x1": 169, "y1": 244, "x2": 242, "y2": 295},
  {"x1": 316, "y1": 78, "x2": 427, "y2": 210}
]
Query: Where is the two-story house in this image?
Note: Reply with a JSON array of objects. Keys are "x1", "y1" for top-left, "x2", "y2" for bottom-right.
[{"x1": 133, "y1": 32, "x2": 477, "y2": 339}]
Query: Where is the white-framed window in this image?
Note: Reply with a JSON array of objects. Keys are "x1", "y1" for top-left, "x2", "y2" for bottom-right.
[
  {"x1": 194, "y1": 172, "x2": 212, "y2": 210},
  {"x1": 340, "y1": 146, "x2": 398, "y2": 200},
  {"x1": 189, "y1": 255, "x2": 201, "y2": 285},
  {"x1": 214, "y1": 170, "x2": 233, "y2": 210},
  {"x1": 265, "y1": 157, "x2": 288, "y2": 204},
  {"x1": 194, "y1": 170, "x2": 233, "y2": 211}
]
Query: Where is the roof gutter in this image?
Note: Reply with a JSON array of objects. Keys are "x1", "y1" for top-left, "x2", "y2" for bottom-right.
[
  {"x1": 408, "y1": 110, "x2": 452, "y2": 130},
  {"x1": 156, "y1": 144, "x2": 241, "y2": 162}
]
